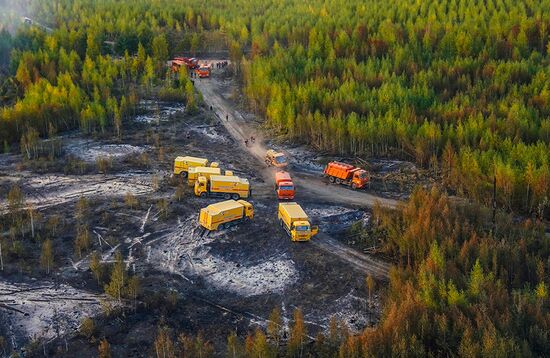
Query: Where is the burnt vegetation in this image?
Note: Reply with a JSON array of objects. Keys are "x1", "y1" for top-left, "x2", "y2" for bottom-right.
[{"x1": 0, "y1": 0, "x2": 549, "y2": 356}]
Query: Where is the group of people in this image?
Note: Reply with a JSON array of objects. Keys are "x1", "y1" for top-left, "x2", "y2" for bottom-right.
[
  {"x1": 244, "y1": 136, "x2": 255, "y2": 147},
  {"x1": 215, "y1": 61, "x2": 228, "y2": 68}
]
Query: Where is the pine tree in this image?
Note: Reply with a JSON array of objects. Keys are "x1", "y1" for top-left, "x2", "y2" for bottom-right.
[
  {"x1": 40, "y1": 239, "x2": 54, "y2": 274},
  {"x1": 105, "y1": 251, "x2": 126, "y2": 301}
]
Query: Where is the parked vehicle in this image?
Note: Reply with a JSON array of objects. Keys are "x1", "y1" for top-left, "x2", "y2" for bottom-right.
[
  {"x1": 323, "y1": 161, "x2": 369, "y2": 189},
  {"x1": 199, "y1": 200, "x2": 253, "y2": 230},
  {"x1": 278, "y1": 202, "x2": 318, "y2": 241},
  {"x1": 173, "y1": 156, "x2": 218, "y2": 178},
  {"x1": 194, "y1": 175, "x2": 251, "y2": 199}
]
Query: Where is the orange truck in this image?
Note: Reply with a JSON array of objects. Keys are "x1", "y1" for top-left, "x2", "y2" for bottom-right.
[
  {"x1": 195, "y1": 64, "x2": 211, "y2": 78},
  {"x1": 275, "y1": 171, "x2": 295, "y2": 200},
  {"x1": 323, "y1": 161, "x2": 369, "y2": 189},
  {"x1": 171, "y1": 57, "x2": 199, "y2": 72}
]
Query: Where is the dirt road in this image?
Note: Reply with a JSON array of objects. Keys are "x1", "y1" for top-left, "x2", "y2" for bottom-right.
[
  {"x1": 195, "y1": 77, "x2": 399, "y2": 210},
  {"x1": 194, "y1": 75, "x2": 393, "y2": 280}
]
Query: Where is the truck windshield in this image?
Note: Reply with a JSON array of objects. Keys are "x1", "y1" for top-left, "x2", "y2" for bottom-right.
[
  {"x1": 275, "y1": 155, "x2": 287, "y2": 164},
  {"x1": 295, "y1": 225, "x2": 310, "y2": 231},
  {"x1": 279, "y1": 185, "x2": 294, "y2": 191},
  {"x1": 358, "y1": 171, "x2": 367, "y2": 179}
]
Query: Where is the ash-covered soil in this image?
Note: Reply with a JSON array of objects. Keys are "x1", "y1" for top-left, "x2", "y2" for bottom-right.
[{"x1": 0, "y1": 75, "x2": 393, "y2": 355}]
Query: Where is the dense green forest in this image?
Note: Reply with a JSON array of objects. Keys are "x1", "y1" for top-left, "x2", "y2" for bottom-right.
[
  {"x1": 1, "y1": 0, "x2": 549, "y2": 214},
  {"x1": 0, "y1": 1, "x2": 549, "y2": 355}
]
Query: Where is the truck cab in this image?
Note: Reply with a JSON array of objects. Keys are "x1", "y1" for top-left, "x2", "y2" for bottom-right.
[
  {"x1": 196, "y1": 65, "x2": 211, "y2": 78},
  {"x1": 352, "y1": 169, "x2": 369, "y2": 188},
  {"x1": 266, "y1": 150, "x2": 288, "y2": 168},
  {"x1": 278, "y1": 202, "x2": 318, "y2": 241},
  {"x1": 290, "y1": 220, "x2": 319, "y2": 241},
  {"x1": 195, "y1": 176, "x2": 209, "y2": 197},
  {"x1": 240, "y1": 200, "x2": 254, "y2": 219},
  {"x1": 275, "y1": 171, "x2": 295, "y2": 199}
]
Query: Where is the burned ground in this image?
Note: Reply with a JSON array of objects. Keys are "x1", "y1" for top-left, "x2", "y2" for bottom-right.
[{"x1": 0, "y1": 68, "x2": 394, "y2": 355}]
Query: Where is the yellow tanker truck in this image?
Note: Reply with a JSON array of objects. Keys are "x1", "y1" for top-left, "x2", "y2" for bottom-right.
[
  {"x1": 194, "y1": 174, "x2": 251, "y2": 199},
  {"x1": 199, "y1": 200, "x2": 254, "y2": 230},
  {"x1": 173, "y1": 156, "x2": 219, "y2": 178},
  {"x1": 187, "y1": 166, "x2": 222, "y2": 186},
  {"x1": 278, "y1": 202, "x2": 318, "y2": 241}
]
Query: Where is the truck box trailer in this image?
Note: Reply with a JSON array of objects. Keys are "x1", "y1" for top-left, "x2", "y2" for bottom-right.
[
  {"x1": 199, "y1": 199, "x2": 253, "y2": 230},
  {"x1": 278, "y1": 202, "x2": 318, "y2": 241},
  {"x1": 275, "y1": 171, "x2": 295, "y2": 200},
  {"x1": 173, "y1": 156, "x2": 218, "y2": 178},
  {"x1": 195, "y1": 175, "x2": 251, "y2": 199},
  {"x1": 323, "y1": 161, "x2": 369, "y2": 189},
  {"x1": 187, "y1": 166, "x2": 222, "y2": 186}
]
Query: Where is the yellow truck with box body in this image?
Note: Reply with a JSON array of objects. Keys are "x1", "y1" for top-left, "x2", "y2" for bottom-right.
[
  {"x1": 187, "y1": 166, "x2": 222, "y2": 186},
  {"x1": 195, "y1": 175, "x2": 251, "y2": 199},
  {"x1": 278, "y1": 202, "x2": 318, "y2": 241},
  {"x1": 173, "y1": 156, "x2": 219, "y2": 178},
  {"x1": 199, "y1": 200, "x2": 254, "y2": 230}
]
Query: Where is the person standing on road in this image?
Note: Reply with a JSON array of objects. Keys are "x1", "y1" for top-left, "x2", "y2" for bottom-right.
[{"x1": 226, "y1": 114, "x2": 229, "y2": 121}]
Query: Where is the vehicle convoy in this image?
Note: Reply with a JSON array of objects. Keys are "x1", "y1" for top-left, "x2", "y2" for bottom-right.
[
  {"x1": 323, "y1": 161, "x2": 369, "y2": 189},
  {"x1": 196, "y1": 64, "x2": 211, "y2": 78},
  {"x1": 173, "y1": 156, "x2": 218, "y2": 178},
  {"x1": 187, "y1": 166, "x2": 222, "y2": 186},
  {"x1": 278, "y1": 202, "x2": 318, "y2": 242},
  {"x1": 195, "y1": 174, "x2": 251, "y2": 199},
  {"x1": 199, "y1": 199, "x2": 254, "y2": 231},
  {"x1": 171, "y1": 57, "x2": 199, "y2": 72},
  {"x1": 265, "y1": 149, "x2": 288, "y2": 168},
  {"x1": 275, "y1": 171, "x2": 295, "y2": 200}
]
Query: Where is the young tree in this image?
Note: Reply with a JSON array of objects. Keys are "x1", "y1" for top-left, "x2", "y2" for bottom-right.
[
  {"x1": 90, "y1": 251, "x2": 104, "y2": 285},
  {"x1": 40, "y1": 239, "x2": 54, "y2": 274},
  {"x1": 154, "y1": 325, "x2": 175, "y2": 358},
  {"x1": 105, "y1": 250, "x2": 126, "y2": 301},
  {"x1": 366, "y1": 274, "x2": 375, "y2": 308},
  {"x1": 267, "y1": 307, "x2": 282, "y2": 345},
  {"x1": 288, "y1": 308, "x2": 306, "y2": 357},
  {"x1": 98, "y1": 338, "x2": 112, "y2": 358},
  {"x1": 226, "y1": 331, "x2": 242, "y2": 358}
]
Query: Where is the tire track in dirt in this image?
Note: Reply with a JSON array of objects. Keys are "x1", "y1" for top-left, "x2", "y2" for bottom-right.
[{"x1": 194, "y1": 76, "x2": 392, "y2": 279}]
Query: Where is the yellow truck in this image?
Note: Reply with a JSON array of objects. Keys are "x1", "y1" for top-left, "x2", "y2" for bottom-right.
[
  {"x1": 173, "y1": 156, "x2": 219, "y2": 178},
  {"x1": 195, "y1": 175, "x2": 251, "y2": 199},
  {"x1": 199, "y1": 200, "x2": 254, "y2": 230},
  {"x1": 278, "y1": 202, "x2": 318, "y2": 241},
  {"x1": 265, "y1": 149, "x2": 288, "y2": 168},
  {"x1": 187, "y1": 166, "x2": 222, "y2": 186}
]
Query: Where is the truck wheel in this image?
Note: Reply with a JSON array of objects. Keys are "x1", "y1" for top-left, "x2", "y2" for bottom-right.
[
  {"x1": 218, "y1": 223, "x2": 225, "y2": 230},
  {"x1": 336, "y1": 178, "x2": 342, "y2": 184},
  {"x1": 224, "y1": 193, "x2": 231, "y2": 200},
  {"x1": 329, "y1": 176, "x2": 335, "y2": 183},
  {"x1": 351, "y1": 183, "x2": 357, "y2": 189},
  {"x1": 200, "y1": 192, "x2": 207, "y2": 198},
  {"x1": 231, "y1": 194, "x2": 240, "y2": 200},
  {"x1": 181, "y1": 172, "x2": 188, "y2": 178},
  {"x1": 279, "y1": 219, "x2": 284, "y2": 227}
]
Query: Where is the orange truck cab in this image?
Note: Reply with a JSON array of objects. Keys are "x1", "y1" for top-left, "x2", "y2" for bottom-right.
[
  {"x1": 323, "y1": 161, "x2": 369, "y2": 189},
  {"x1": 275, "y1": 171, "x2": 295, "y2": 200},
  {"x1": 196, "y1": 64, "x2": 211, "y2": 78}
]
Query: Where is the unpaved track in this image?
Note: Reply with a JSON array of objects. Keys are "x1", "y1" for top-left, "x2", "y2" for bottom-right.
[
  {"x1": 195, "y1": 78, "x2": 398, "y2": 209},
  {"x1": 195, "y1": 75, "x2": 393, "y2": 279}
]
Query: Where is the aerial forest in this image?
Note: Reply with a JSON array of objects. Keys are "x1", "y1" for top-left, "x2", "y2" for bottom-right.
[{"x1": 0, "y1": 0, "x2": 549, "y2": 355}]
